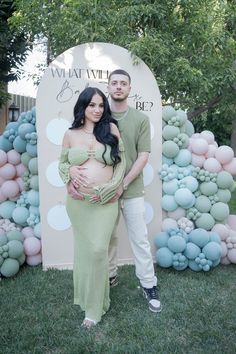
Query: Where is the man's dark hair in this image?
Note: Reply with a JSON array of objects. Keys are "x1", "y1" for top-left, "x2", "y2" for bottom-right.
[{"x1": 108, "y1": 69, "x2": 131, "y2": 84}]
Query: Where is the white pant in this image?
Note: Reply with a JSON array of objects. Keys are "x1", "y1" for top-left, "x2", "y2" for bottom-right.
[{"x1": 109, "y1": 197, "x2": 157, "y2": 288}]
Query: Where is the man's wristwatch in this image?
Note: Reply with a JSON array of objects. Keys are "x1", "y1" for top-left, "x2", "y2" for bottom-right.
[{"x1": 123, "y1": 182, "x2": 128, "y2": 190}]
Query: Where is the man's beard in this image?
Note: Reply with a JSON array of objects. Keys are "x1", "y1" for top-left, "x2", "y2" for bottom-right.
[{"x1": 110, "y1": 93, "x2": 129, "y2": 102}]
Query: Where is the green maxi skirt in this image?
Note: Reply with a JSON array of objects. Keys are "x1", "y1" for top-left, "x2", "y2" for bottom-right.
[{"x1": 66, "y1": 195, "x2": 118, "y2": 323}]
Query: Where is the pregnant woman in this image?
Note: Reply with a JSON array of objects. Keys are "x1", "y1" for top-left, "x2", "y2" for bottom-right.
[{"x1": 59, "y1": 87, "x2": 125, "y2": 328}]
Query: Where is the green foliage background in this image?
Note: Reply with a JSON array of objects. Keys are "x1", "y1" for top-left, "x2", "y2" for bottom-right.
[
  {"x1": 0, "y1": 0, "x2": 31, "y2": 106},
  {"x1": 4, "y1": 0, "x2": 236, "y2": 144}
]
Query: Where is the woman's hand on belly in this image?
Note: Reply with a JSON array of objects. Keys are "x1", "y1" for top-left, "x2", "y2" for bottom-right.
[
  {"x1": 69, "y1": 165, "x2": 91, "y2": 189},
  {"x1": 77, "y1": 160, "x2": 113, "y2": 188}
]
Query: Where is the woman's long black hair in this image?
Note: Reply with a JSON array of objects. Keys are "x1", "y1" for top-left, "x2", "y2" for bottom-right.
[{"x1": 70, "y1": 87, "x2": 120, "y2": 166}]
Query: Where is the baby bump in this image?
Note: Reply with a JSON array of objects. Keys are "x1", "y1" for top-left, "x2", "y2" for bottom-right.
[{"x1": 79, "y1": 159, "x2": 113, "y2": 194}]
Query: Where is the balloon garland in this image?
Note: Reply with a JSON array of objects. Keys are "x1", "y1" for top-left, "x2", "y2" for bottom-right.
[
  {"x1": 155, "y1": 106, "x2": 236, "y2": 270},
  {"x1": 0, "y1": 107, "x2": 41, "y2": 278}
]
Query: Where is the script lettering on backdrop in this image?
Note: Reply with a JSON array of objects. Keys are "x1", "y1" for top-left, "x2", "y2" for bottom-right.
[
  {"x1": 37, "y1": 43, "x2": 162, "y2": 269},
  {"x1": 51, "y1": 68, "x2": 154, "y2": 111}
]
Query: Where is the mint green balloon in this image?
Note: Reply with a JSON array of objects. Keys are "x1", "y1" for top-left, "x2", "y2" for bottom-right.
[
  {"x1": 216, "y1": 189, "x2": 231, "y2": 203},
  {"x1": 0, "y1": 255, "x2": 4, "y2": 266},
  {"x1": 17, "y1": 253, "x2": 26, "y2": 266},
  {"x1": 0, "y1": 233, "x2": 8, "y2": 247},
  {"x1": 0, "y1": 258, "x2": 19, "y2": 277},
  {"x1": 34, "y1": 223, "x2": 41, "y2": 239},
  {"x1": 195, "y1": 195, "x2": 212, "y2": 212},
  {"x1": 12, "y1": 206, "x2": 29, "y2": 225},
  {"x1": 8, "y1": 240, "x2": 24, "y2": 259},
  {"x1": 162, "y1": 140, "x2": 180, "y2": 158},
  {"x1": 0, "y1": 201, "x2": 16, "y2": 219},
  {"x1": 162, "y1": 106, "x2": 176, "y2": 121},
  {"x1": 184, "y1": 120, "x2": 195, "y2": 137},
  {"x1": 195, "y1": 213, "x2": 215, "y2": 230},
  {"x1": 27, "y1": 190, "x2": 39, "y2": 207},
  {"x1": 176, "y1": 109, "x2": 187, "y2": 126},
  {"x1": 30, "y1": 175, "x2": 39, "y2": 190},
  {"x1": 216, "y1": 171, "x2": 234, "y2": 189},
  {"x1": 7, "y1": 230, "x2": 24, "y2": 242},
  {"x1": 21, "y1": 152, "x2": 32, "y2": 167},
  {"x1": 210, "y1": 202, "x2": 229, "y2": 222},
  {"x1": 28, "y1": 157, "x2": 38, "y2": 175},
  {"x1": 26, "y1": 143, "x2": 37, "y2": 157},
  {"x1": 162, "y1": 125, "x2": 180, "y2": 140},
  {"x1": 200, "y1": 181, "x2": 218, "y2": 196}
]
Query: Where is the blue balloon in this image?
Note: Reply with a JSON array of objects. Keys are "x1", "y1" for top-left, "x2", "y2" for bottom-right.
[
  {"x1": 156, "y1": 247, "x2": 173, "y2": 268},
  {"x1": 154, "y1": 232, "x2": 169, "y2": 248}
]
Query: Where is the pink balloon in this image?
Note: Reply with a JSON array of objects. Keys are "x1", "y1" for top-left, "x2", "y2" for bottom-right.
[
  {"x1": 220, "y1": 256, "x2": 231, "y2": 265},
  {"x1": 0, "y1": 176, "x2": 5, "y2": 187},
  {"x1": 16, "y1": 163, "x2": 27, "y2": 177},
  {"x1": 24, "y1": 237, "x2": 41, "y2": 256},
  {"x1": 0, "y1": 189, "x2": 7, "y2": 202},
  {"x1": 15, "y1": 177, "x2": 24, "y2": 192},
  {"x1": 1, "y1": 180, "x2": 20, "y2": 198},
  {"x1": 223, "y1": 158, "x2": 236, "y2": 176},
  {"x1": 0, "y1": 163, "x2": 16, "y2": 180},
  {"x1": 227, "y1": 249, "x2": 236, "y2": 264},
  {"x1": 191, "y1": 133, "x2": 201, "y2": 139},
  {"x1": 191, "y1": 153, "x2": 206, "y2": 167},
  {"x1": 191, "y1": 138, "x2": 209, "y2": 155},
  {"x1": 22, "y1": 226, "x2": 35, "y2": 239},
  {"x1": 203, "y1": 158, "x2": 222, "y2": 173},
  {"x1": 168, "y1": 207, "x2": 186, "y2": 220},
  {"x1": 162, "y1": 218, "x2": 178, "y2": 231},
  {"x1": 221, "y1": 241, "x2": 228, "y2": 258},
  {"x1": 188, "y1": 138, "x2": 193, "y2": 152},
  {"x1": 7, "y1": 150, "x2": 21, "y2": 165},
  {"x1": 212, "y1": 223, "x2": 230, "y2": 241},
  {"x1": 205, "y1": 144, "x2": 217, "y2": 158},
  {"x1": 162, "y1": 210, "x2": 168, "y2": 220},
  {"x1": 215, "y1": 145, "x2": 234, "y2": 164},
  {"x1": 200, "y1": 130, "x2": 215, "y2": 144},
  {"x1": 0, "y1": 150, "x2": 7, "y2": 167},
  {"x1": 26, "y1": 253, "x2": 42, "y2": 266},
  {"x1": 226, "y1": 215, "x2": 236, "y2": 231}
]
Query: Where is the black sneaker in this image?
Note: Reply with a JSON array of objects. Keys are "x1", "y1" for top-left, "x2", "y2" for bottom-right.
[
  {"x1": 109, "y1": 275, "x2": 118, "y2": 288},
  {"x1": 142, "y1": 286, "x2": 162, "y2": 313}
]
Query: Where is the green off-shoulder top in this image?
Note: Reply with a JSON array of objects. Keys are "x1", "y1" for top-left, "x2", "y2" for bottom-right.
[{"x1": 58, "y1": 139, "x2": 126, "y2": 204}]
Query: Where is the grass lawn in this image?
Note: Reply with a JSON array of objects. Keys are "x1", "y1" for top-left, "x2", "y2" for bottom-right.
[
  {"x1": 1, "y1": 263, "x2": 236, "y2": 354},
  {"x1": 1, "y1": 182, "x2": 235, "y2": 354}
]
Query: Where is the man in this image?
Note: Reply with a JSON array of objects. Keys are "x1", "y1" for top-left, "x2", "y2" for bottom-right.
[{"x1": 107, "y1": 69, "x2": 161, "y2": 313}]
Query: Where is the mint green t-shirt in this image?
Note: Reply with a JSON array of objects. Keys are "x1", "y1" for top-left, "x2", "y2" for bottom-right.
[{"x1": 112, "y1": 106, "x2": 151, "y2": 199}]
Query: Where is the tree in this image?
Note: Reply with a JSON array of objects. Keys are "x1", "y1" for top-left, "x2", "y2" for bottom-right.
[
  {"x1": 0, "y1": 0, "x2": 31, "y2": 107},
  {"x1": 11, "y1": 0, "x2": 236, "y2": 145}
]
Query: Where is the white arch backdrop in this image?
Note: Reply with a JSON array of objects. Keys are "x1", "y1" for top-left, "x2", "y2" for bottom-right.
[{"x1": 36, "y1": 42, "x2": 162, "y2": 269}]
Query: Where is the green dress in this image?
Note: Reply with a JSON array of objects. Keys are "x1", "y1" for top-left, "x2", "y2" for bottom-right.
[{"x1": 59, "y1": 140, "x2": 125, "y2": 323}]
